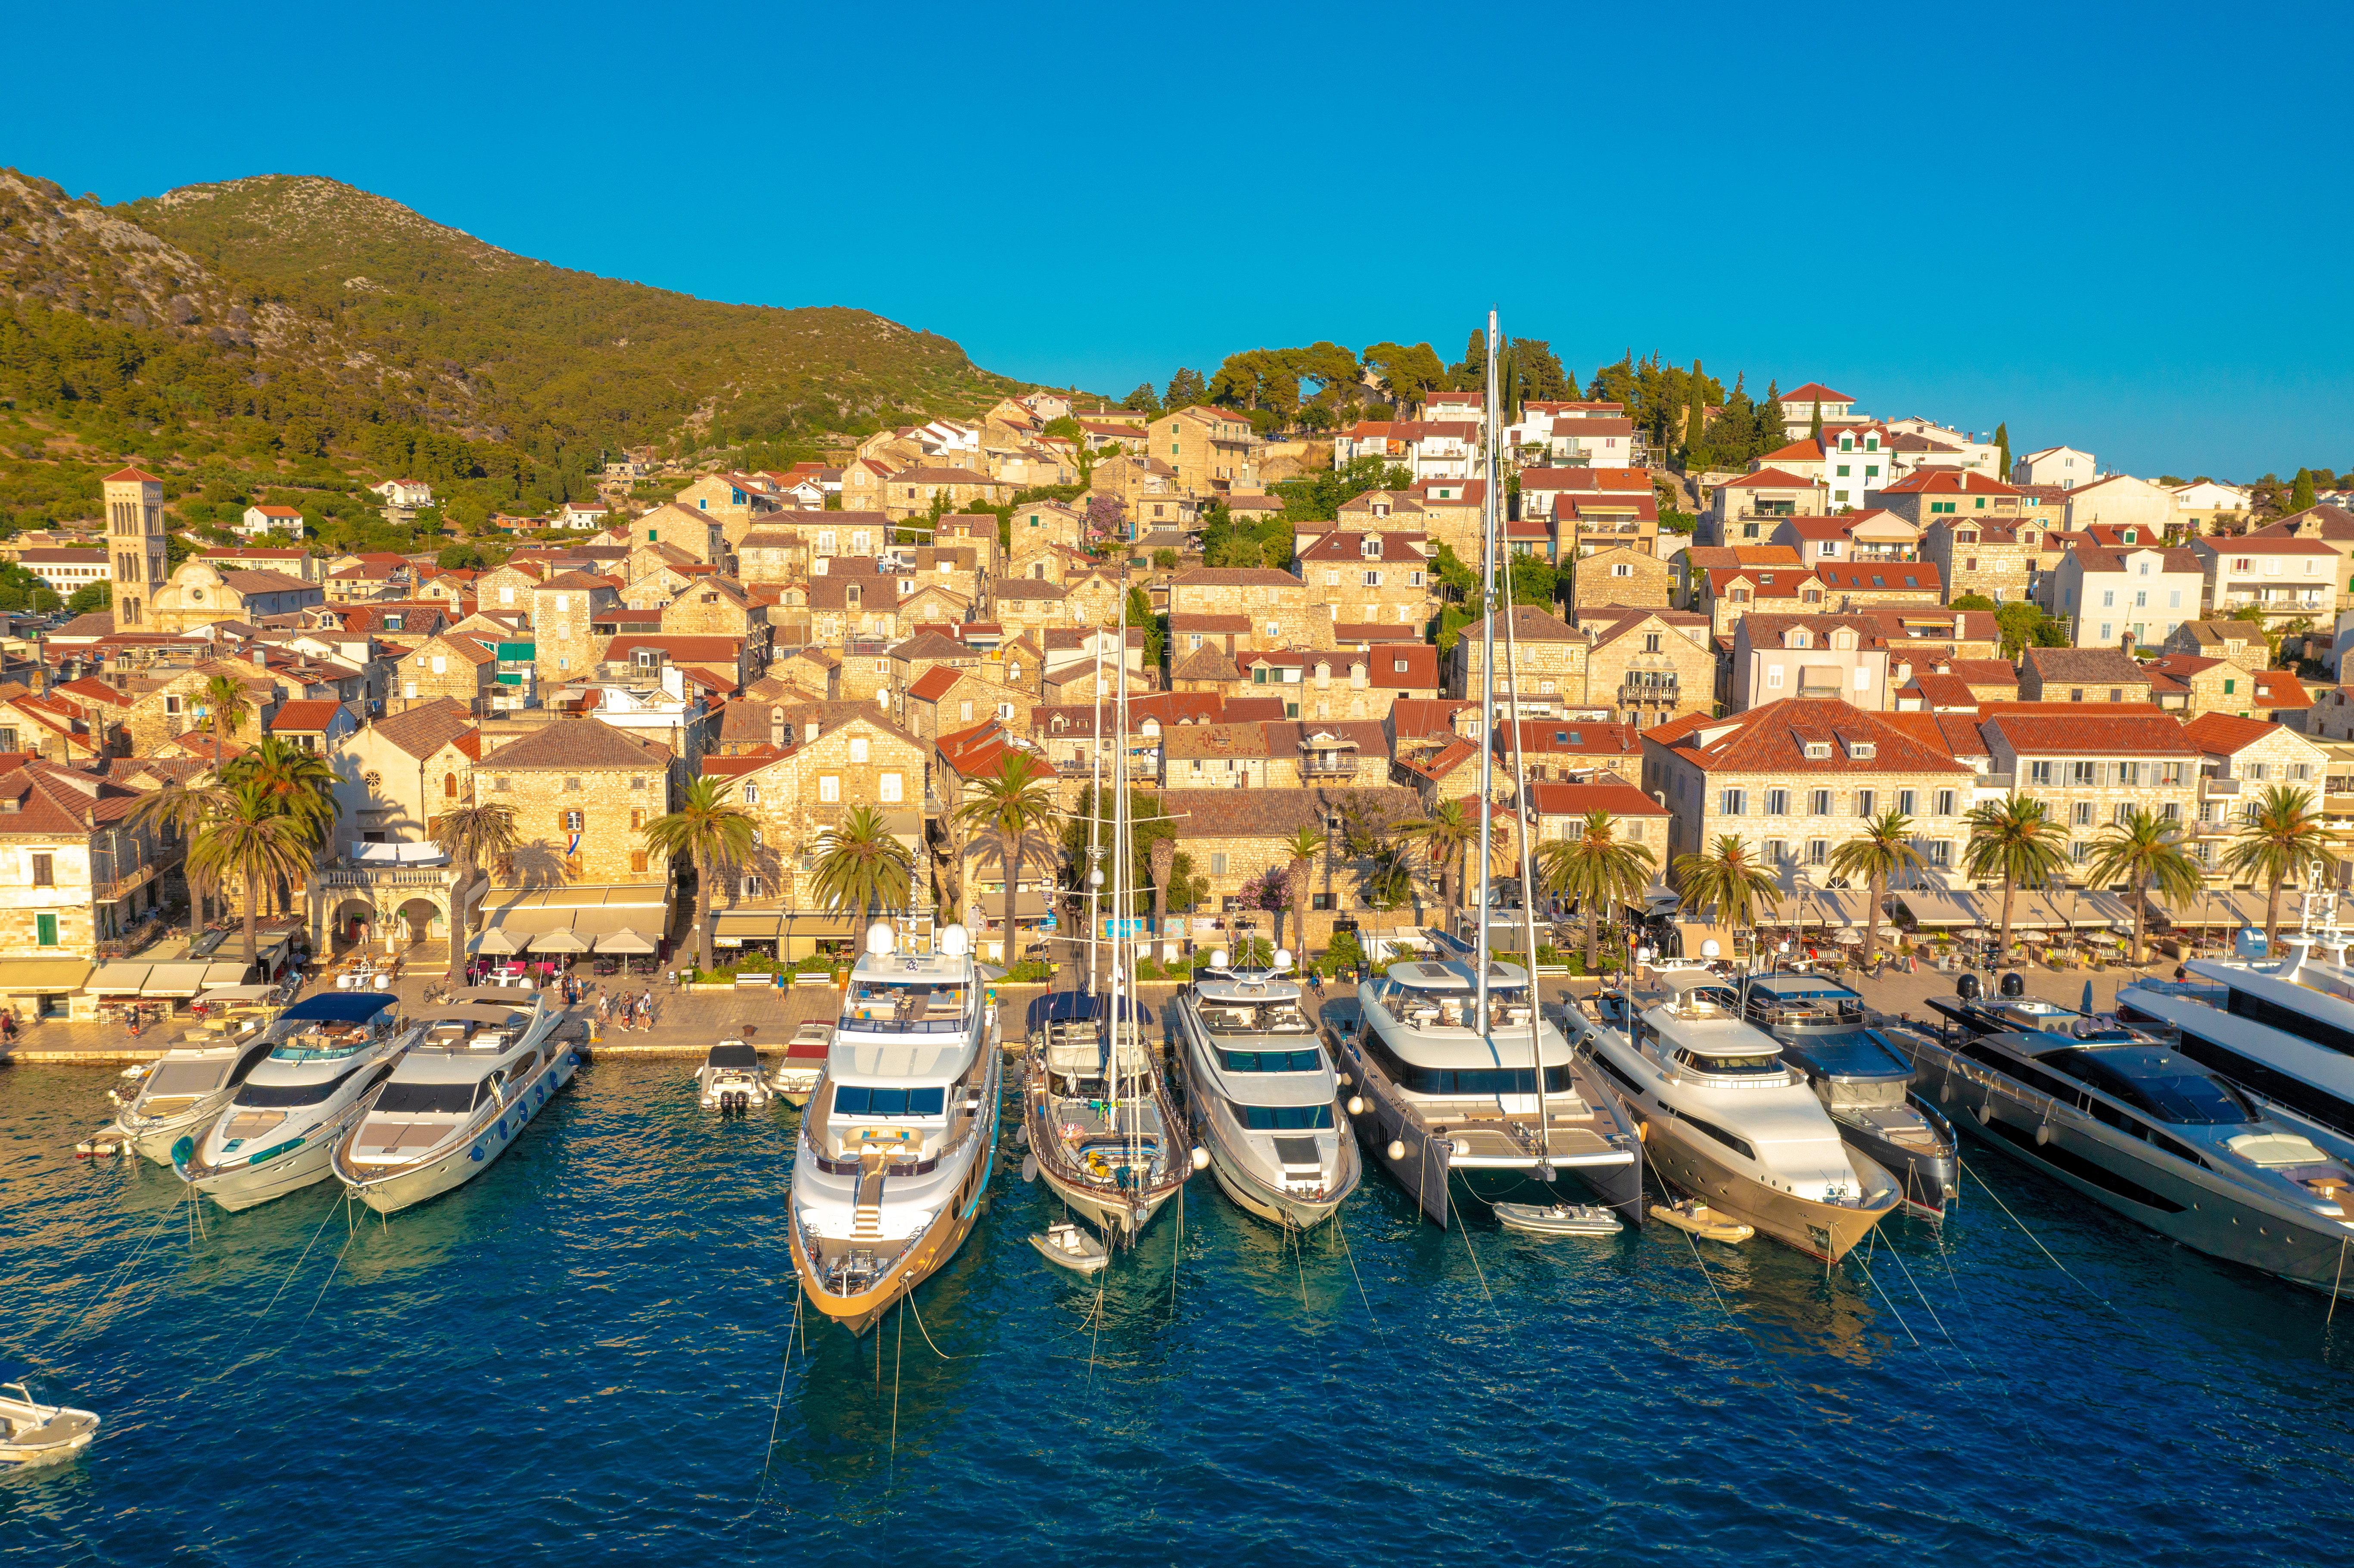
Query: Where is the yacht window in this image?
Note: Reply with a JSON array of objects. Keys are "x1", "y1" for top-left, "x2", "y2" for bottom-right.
[
  {"x1": 1239, "y1": 1103, "x2": 1334, "y2": 1130},
  {"x1": 231, "y1": 1062, "x2": 372, "y2": 1108},
  {"x1": 2225, "y1": 986, "x2": 2354, "y2": 1059},
  {"x1": 1219, "y1": 1048, "x2": 1322, "y2": 1073},
  {"x1": 376, "y1": 1080, "x2": 484, "y2": 1115},
  {"x1": 2038, "y1": 1047, "x2": 2251, "y2": 1126},
  {"x1": 1358, "y1": 1028, "x2": 1571, "y2": 1095},
  {"x1": 2168, "y1": 1026, "x2": 2354, "y2": 1139},
  {"x1": 1672, "y1": 1108, "x2": 1756, "y2": 1160},
  {"x1": 832, "y1": 1084, "x2": 947, "y2": 1118},
  {"x1": 1673, "y1": 1049, "x2": 1784, "y2": 1076},
  {"x1": 140, "y1": 1062, "x2": 231, "y2": 1098},
  {"x1": 1958, "y1": 1041, "x2": 2080, "y2": 1102}
]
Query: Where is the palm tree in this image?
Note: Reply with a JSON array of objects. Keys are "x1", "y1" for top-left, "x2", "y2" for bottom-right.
[
  {"x1": 2222, "y1": 784, "x2": 2338, "y2": 954},
  {"x1": 953, "y1": 753, "x2": 1060, "y2": 966},
  {"x1": 431, "y1": 799, "x2": 521, "y2": 984},
  {"x1": 1149, "y1": 835, "x2": 1175, "y2": 948},
  {"x1": 1280, "y1": 826, "x2": 1322, "y2": 958},
  {"x1": 1358, "y1": 839, "x2": 1417, "y2": 964},
  {"x1": 2084, "y1": 807, "x2": 2203, "y2": 967},
  {"x1": 1399, "y1": 800, "x2": 1476, "y2": 934},
  {"x1": 230, "y1": 737, "x2": 340, "y2": 852},
  {"x1": 641, "y1": 776, "x2": 756, "y2": 975},
  {"x1": 198, "y1": 672, "x2": 252, "y2": 762},
  {"x1": 1537, "y1": 811, "x2": 1658, "y2": 971},
  {"x1": 188, "y1": 781, "x2": 314, "y2": 969},
  {"x1": 1672, "y1": 834, "x2": 1781, "y2": 945},
  {"x1": 126, "y1": 773, "x2": 228, "y2": 948},
  {"x1": 1962, "y1": 795, "x2": 2069, "y2": 966},
  {"x1": 1827, "y1": 810, "x2": 1924, "y2": 970},
  {"x1": 809, "y1": 806, "x2": 915, "y2": 926}
]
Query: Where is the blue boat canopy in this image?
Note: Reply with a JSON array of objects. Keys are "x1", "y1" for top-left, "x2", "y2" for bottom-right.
[
  {"x1": 280, "y1": 993, "x2": 396, "y2": 1024},
  {"x1": 1024, "y1": 993, "x2": 1140, "y2": 1029}
]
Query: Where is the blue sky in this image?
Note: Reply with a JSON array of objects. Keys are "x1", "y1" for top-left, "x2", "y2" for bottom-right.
[{"x1": 8, "y1": 2, "x2": 2348, "y2": 479}]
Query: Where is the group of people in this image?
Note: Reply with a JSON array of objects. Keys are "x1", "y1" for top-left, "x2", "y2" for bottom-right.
[{"x1": 593, "y1": 986, "x2": 658, "y2": 1034}]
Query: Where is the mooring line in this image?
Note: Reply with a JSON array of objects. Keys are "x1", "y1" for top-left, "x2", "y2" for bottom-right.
[
  {"x1": 1854, "y1": 1255, "x2": 1921, "y2": 1349},
  {"x1": 1960, "y1": 1157, "x2": 2111, "y2": 1310},
  {"x1": 1332, "y1": 1209, "x2": 1384, "y2": 1344}
]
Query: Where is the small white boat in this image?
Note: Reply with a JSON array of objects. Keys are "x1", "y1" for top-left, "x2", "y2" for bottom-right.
[
  {"x1": 772, "y1": 1021, "x2": 833, "y2": 1108},
  {"x1": 1649, "y1": 1198, "x2": 1753, "y2": 1244},
  {"x1": 1028, "y1": 1220, "x2": 1108, "y2": 1274},
  {"x1": 1494, "y1": 1201, "x2": 1622, "y2": 1237},
  {"x1": 0, "y1": 1381, "x2": 99, "y2": 1468},
  {"x1": 698, "y1": 1040, "x2": 773, "y2": 1113}
]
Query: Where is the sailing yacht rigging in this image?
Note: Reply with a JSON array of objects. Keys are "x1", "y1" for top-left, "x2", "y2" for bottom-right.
[
  {"x1": 1336, "y1": 311, "x2": 1644, "y2": 1226},
  {"x1": 1025, "y1": 589, "x2": 1193, "y2": 1239}
]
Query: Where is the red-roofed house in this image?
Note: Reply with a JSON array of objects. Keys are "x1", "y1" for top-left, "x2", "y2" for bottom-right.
[
  {"x1": 2191, "y1": 535, "x2": 2340, "y2": 631},
  {"x1": 1518, "y1": 778, "x2": 1670, "y2": 858},
  {"x1": 1776, "y1": 384, "x2": 1859, "y2": 439},
  {"x1": 266, "y1": 698, "x2": 357, "y2": 751},
  {"x1": 1705, "y1": 468, "x2": 1829, "y2": 545},
  {"x1": 238, "y1": 504, "x2": 305, "y2": 539}
]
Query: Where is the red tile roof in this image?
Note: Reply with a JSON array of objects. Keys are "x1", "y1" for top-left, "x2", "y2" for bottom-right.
[
  {"x1": 1879, "y1": 469, "x2": 2020, "y2": 497},
  {"x1": 1522, "y1": 780, "x2": 1669, "y2": 818},
  {"x1": 1779, "y1": 383, "x2": 1853, "y2": 404},
  {"x1": 268, "y1": 699, "x2": 346, "y2": 733},
  {"x1": 1979, "y1": 709, "x2": 2196, "y2": 756},
  {"x1": 1649, "y1": 697, "x2": 1971, "y2": 775},
  {"x1": 2179, "y1": 712, "x2": 2282, "y2": 755}
]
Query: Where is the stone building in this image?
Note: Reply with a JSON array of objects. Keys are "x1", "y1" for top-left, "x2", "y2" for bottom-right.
[
  {"x1": 1570, "y1": 544, "x2": 1671, "y2": 609},
  {"x1": 391, "y1": 632, "x2": 498, "y2": 715},
  {"x1": 1919, "y1": 517, "x2": 2055, "y2": 607},
  {"x1": 632, "y1": 502, "x2": 726, "y2": 565},
  {"x1": 327, "y1": 700, "x2": 481, "y2": 848},
  {"x1": 0, "y1": 761, "x2": 166, "y2": 1012},
  {"x1": 149, "y1": 561, "x2": 324, "y2": 634},
  {"x1": 2179, "y1": 712, "x2": 2330, "y2": 877},
  {"x1": 475, "y1": 717, "x2": 679, "y2": 895},
  {"x1": 2017, "y1": 645, "x2": 2155, "y2": 704},
  {"x1": 103, "y1": 467, "x2": 168, "y2": 631},
  {"x1": 1292, "y1": 531, "x2": 1436, "y2": 629},
  {"x1": 1158, "y1": 785, "x2": 1424, "y2": 949},
  {"x1": 1574, "y1": 606, "x2": 1716, "y2": 729},
  {"x1": 1148, "y1": 406, "x2": 1264, "y2": 498},
  {"x1": 1976, "y1": 708, "x2": 2200, "y2": 872},
  {"x1": 880, "y1": 467, "x2": 1009, "y2": 521},
  {"x1": 531, "y1": 571, "x2": 621, "y2": 685},
  {"x1": 1168, "y1": 567, "x2": 1320, "y2": 645},
  {"x1": 1448, "y1": 605, "x2": 1590, "y2": 716}
]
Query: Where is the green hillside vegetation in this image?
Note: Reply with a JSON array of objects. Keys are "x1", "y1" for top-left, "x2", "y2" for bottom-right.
[{"x1": 0, "y1": 167, "x2": 1019, "y2": 544}]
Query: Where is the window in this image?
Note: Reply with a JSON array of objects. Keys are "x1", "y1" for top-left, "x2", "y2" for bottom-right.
[
  {"x1": 1807, "y1": 838, "x2": 1828, "y2": 866},
  {"x1": 1854, "y1": 789, "x2": 1875, "y2": 817},
  {"x1": 819, "y1": 776, "x2": 840, "y2": 803},
  {"x1": 1854, "y1": 666, "x2": 1871, "y2": 692},
  {"x1": 2070, "y1": 760, "x2": 2098, "y2": 786},
  {"x1": 630, "y1": 850, "x2": 649, "y2": 874},
  {"x1": 563, "y1": 810, "x2": 585, "y2": 833},
  {"x1": 1897, "y1": 790, "x2": 1917, "y2": 815},
  {"x1": 494, "y1": 776, "x2": 511, "y2": 792},
  {"x1": 849, "y1": 737, "x2": 869, "y2": 763},
  {"x1": 2071, "y1": 840, "x2": 2091, "y2": 865},
  {"x1": 1210, "y1": 852, "x2": 1228, "y2": 875},
  {"x1": 1925, "y1": 840, "x2": 1952, "y2": 868},
  {"x1": 564, "y1": 776, "x2": 582, "y2": 792},
  {"x1": 1720, "y1": 788, "x2": 1747, "y2": 816},
  {"x1": 879, "y1": 772, "x2": 903, "y2": 803},
  {"x1": 1810, "y1": 788, "x2": 1832, "y2": 814},
  {"x1": 2072, "y1": 801, "x2": 2095, "y2": 826},
  {"x1": 1765, "y1": 788, "x2": 1789, "y2": 815},
  {"x1": 444, "y1": 773, "x2": 458, "y2": 798},
  {"x1": 35, "y1": 912, "x2": 56, "y2": 947},
  {"x1": 1763, "y1": 838, "x2": 1789, "y2": 865},
  {"x1": 1766, "y1": 665, "x2": 1784, "y2": 690},
  {"x1": 2030, "y1": 760, "x2": 2054, "y2": 786},
  {"x1": 30, "y1": 853, "x2": 52, "y2": 887},
  {"x1": 1934, "y1": 789, "x2": 1956, "y2": 816}
]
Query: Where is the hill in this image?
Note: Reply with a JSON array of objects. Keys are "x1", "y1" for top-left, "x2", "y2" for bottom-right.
[{"x1": 0, "y1": 166, "x2": 1018, "y2": 535}]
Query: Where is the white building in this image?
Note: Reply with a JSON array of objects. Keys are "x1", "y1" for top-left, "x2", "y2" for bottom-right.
[
  {"x1": 15, "y1": 548, "x2": 109, "y2": 598},
  {"x1": 238, "y1": 504, "x2": 305, "y2": 538},
  {"x1": 2011, "y1": 446, "x2": 2097, "y2": 489},
  {"x1": 2064, "y1": 473, "x2": 2177, "y2": 533},
  {"x1": 557, "y1": 501, "x2": 610, "y2": 529},
  {"x1": 369, "y1": 478, "x2": 435, "y2": 509},
  {"x1": 2190, "y1": 535, "x2": 2338, "y2": 628},
  {"x1": 1776, "y1": 382, "x2": 1859, "y2": 439},
  {"x1": 2047, "y1": 543, "x2": 2205, "y2": 649}
]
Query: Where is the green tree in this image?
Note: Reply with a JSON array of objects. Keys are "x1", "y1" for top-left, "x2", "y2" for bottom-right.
[
  {"x1": 65, "y1": 580, "x2": 112, "y2": 616},
  {"x1": 1277, "y1": 826, "x2": 1322, "y2": 958},
  {"x1": 1995, "y1": 600, "x2": 2052, "y2": 658},
  {"x1": 1122, "y1": 383, "x2": 1161, "y2": 417},
  {"x1": 809, "y1": 805, "x2": 916, "y2": 925},
  {"x1": 1685, "y1": 360, "x2": 1706, "y2": 457},
  {"x1": 126, "y1": 773, "x2": 229, "y2": 949},
  {"x1": 430, "y1": 798, "x2": 520, "y2": 984},
  {"x1": 641, "y1": 776, "x2": 757, "y2": 974},
  {"x1": 2291, "y1": 468, "x2": 2317, "y2": 513},
  {"x1": 188, "y1": 781, "x2": 313, "y2": 970},
  {"x1": 1361, "y1": 341, "x2": 1447, "y2": 412},
  {"x1": 2083, "y1": 806, "x2": 2202, "y2": 966},
  {"x1": 1827, "y1": 810, "x2": 1923, "y2": 968},
  {"x1": 954, "y1": 752, "x2": 1062, "y2": 964},
  {"x1": 1672, "y1": 834, "x2": 1781, "y2": 936},
  {"x1": 1962, "y1": 795, "x2": 2068, "y2": 963},
  {"x1": 1536, "y1": 811, "x2": 1658, "y2": 969},
  {"x1": 198, "y1": 672, "x2": 252, "y2": 763},
  {"x1": 1950, "y1": 592, "x2": 1998, "y2": 613},
  {"x1": 1993, "y1": 421, "x2": 2011, "y2": 481},
  {"x1": 1399, "y1": 800, "x2": 1477, "y2": 933},
  {"x1": 1163, "y1": 367, "x2": 1206, "y2": 411},
  {"x1": 1124, "y1": 585, "x2": 1161, "y2": 663},
  {"x1": 1358, "y1": 840, "x2": 1419, "y2": 956},
  {"x1": 2221, "y1": 784, "x2": 2337, "y2": 954},
  {"x1": 1808, "y1": 399, "x2": 1822, "y2": 442}
]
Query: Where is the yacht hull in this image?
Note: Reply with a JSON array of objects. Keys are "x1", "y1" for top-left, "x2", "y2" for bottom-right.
[
  {"x1": 339, "y1": 1044, "x2": 579, "y2": 1216},
  {"x1": 789, "y1": 1173, "x2": 988, "y2": 1338},
  {"x1": 181, "y1": 1118, "x2": 351, "y2": 1212},
  {"x1": 1196, "y1": 1110, "x2": 1357, "y2": 1230},
  {"x1": 1037, "y1": 1162, "x2": 1181, "y2": 1238},
  {"x1": 121, "y1": 1097, "x2": 233, "y2": 1166},
  {"x1": 1925, "y1": 1050, "x2": 2354, "y2": 1290},
  {"x1": 1639, "y1": 1120, "x2": 1896, "y2": 1263},
  {"x1": 1837, "y1": 1094, "x2": 1957, "y2": 1221}
]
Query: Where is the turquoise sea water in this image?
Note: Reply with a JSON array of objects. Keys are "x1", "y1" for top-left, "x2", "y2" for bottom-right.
[{"x1": 4, "y1": 1056, "x2": 2353, "y2": 1565}]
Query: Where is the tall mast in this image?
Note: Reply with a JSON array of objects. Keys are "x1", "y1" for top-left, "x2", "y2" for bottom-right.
[
  {"x1": 1087, "y1": 628, "x2": 1105, "y2": 998},
  {"x1": 1475, "y1": 309, "x2": 1500, "y2": 1033},
  {"x1": 1498, "y1": 485, "x2": 1553, "y2": 1162},
  {"x1": 1114, "y1": 583, "x2": 1139, "y2": 1218}
]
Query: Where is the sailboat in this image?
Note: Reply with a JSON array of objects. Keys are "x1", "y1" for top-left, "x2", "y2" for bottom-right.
[
  {"x1": 1024, "y1": 590, "x2": 1194, "y2": 1241},
  {"x1": 1333, "y1": 311, "x2": 1646, "y2": 1226}
]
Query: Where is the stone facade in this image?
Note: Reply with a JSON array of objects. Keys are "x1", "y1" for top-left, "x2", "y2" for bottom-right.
[
  {"x1": 1148, "y1": 406, "x2": 1264, "y2": 498},
  {"x1": 1977, "y1": 710, "x2": 2200, "y2": 871},
  {"x1": 720, "y1": 713, "x2": 932, "y2": 910},
  {"x1": 391, "y1": 633, "x2": 495, "y2": 715},
  {"x1": 1167, "y1": 568, "x2": 1319, "y2": 645},
  {"x1": 1293, "y1": 531, "x2": 1435, "y2": 628},
  {"x1": 476, "y1": 720, "x2": 679, "y2": 892},
  {"x1": 1570, "y1": 545, "x2": 1672, "y2": 609}
]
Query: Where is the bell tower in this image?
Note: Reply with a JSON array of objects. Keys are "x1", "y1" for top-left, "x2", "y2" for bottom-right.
[{"x1": 103, "y1": 467, "x2": 166, "y2": 627}]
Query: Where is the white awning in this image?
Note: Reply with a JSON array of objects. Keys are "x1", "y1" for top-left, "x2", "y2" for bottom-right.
[
  {"x1": 203, "y1": 961, "x2": 252, "y2": 987},
  {"x1": 142, "y1": 962, "x2": 214, "y2": 997},
  {"x1": 89, "y1": 962, "x2": 153, "y2": 995}
]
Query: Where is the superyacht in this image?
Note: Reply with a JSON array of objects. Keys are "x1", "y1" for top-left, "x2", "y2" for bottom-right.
[
  {"x1": 1173, "y1": 953, "x2": 1359, "y2": 1228},
  {"x1": 331, "y1": 986, "x2": 574, "y2": 1215},
  {"x1": 788, "y1": 922, "x2": 998, "y2": 1336},
  {"x1": 1735, "y1": 971, "x2": 1957, "y2": 1219},
  {"x1": 176, "y1": 994, "x2": 414, "y2": 1210},
  {"x1": 1580, "y1": 968, "x2": 1900, "y2": 1261},
  {"x1": 1903, "y1": 974, "x2": 2354, "y2": 1289}
]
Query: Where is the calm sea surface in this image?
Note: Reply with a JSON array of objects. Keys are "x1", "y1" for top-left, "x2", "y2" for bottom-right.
[{"x1": 5, "y1": 1057, "x2": 2353, "y2": 1565}]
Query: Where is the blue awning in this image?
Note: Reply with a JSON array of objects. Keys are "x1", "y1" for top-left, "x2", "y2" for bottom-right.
[
  {"x1": 280, "y1": 993, "x2": 396, "y2": 1024},
  {"x1": 1024, "y1": 992, "x2": 1141, "y2": 1029}
]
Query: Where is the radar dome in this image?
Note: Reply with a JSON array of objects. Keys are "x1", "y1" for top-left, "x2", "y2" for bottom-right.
[
  {"x1": 938, "y1": 924, "x2": 970, "y2": 957},
  {"x1": 866, "y1": 922, "x2": 896, "y2": 957}
]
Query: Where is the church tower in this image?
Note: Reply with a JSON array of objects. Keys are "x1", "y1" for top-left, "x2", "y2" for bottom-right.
[{"x1": 103, "y1": 467, "x2": 166, "y2": 627}]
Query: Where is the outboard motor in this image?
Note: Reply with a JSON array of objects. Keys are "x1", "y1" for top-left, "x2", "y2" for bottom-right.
[
  {"x1": 1999, "y1": 971, "x2": 2025, "y2": 999},
  {"x1": 1955, "y1": 972, "x2": 1981, "y2": 1001}
]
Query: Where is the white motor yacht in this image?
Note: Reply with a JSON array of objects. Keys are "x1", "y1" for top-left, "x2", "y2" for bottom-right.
[
  {"x1": 176, "y1": 994, "x2": 415, "y2": 1211},
  {"x1": 1172, "y1": 955, "x2": 1359, "y2": 1229},
  {"x1": 1582, "y1": 968, "x2": 1899, "y2": 1261},
  {"x1": 773, "y1": 1020, "x2": 834, "y2": 1107},
  {"x1": 699, "y1": 1039, "x2": 773, "y2": 1113},
  {"x1": 0, "y1": 1380, "x2": 98, "y2": 1468},
  {"x1": 1337, "y1": 958, "x2": 1642, "y2": 1226},
  {"x1": 113, "y1": 1031, "x2": 282, "y2": 1165},
  {"x1": 788, "y1": 924, "x2": 998, "y2": 1336},
  {"x1": 331, "y1": 987, "x2": 573, "y2": 1215}
]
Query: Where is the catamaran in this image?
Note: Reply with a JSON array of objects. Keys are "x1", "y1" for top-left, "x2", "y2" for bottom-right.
[{"x1": 787, "y1": 922, "x2": 999, "y2": 1336}]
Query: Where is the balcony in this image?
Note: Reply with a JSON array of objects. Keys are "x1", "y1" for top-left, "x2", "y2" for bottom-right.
[
  {"x1": 93, "y1": 860, "x2": 165, "y2": 904},
  {"x1": 1844, "y1": 547, "x2": 1916, "y2": 563},
  {"x1": 2201, "y1": 776, "x2": 2242, "y2": 799},
  {"x1": 1618, "y1": 681, "x2": 1680, "y2": 706}
]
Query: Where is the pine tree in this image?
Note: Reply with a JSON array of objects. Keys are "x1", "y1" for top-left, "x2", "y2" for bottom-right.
[
  {"x1": 1686, "y1": 358, "x2": 1707, "y2": 455},
  {"x1": 1809, "y1": 398, "x2": 1822, "y2": 443},
  {"x1": 1993, "y1": 421, "x2": 2011, "y2": 481},
  {"x1": 2292, "y1": 468, "x2": 2317, "y2": 512}
]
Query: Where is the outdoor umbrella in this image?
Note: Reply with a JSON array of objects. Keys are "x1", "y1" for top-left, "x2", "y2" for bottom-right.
[
  {"x1": 594, "y1": 928, "x2": 657, "y2": 955},
  {"x1": 532, "y1": 928, "x2": 592, "y2": 955},
  {"x1": 475, "y1": 927, "x2": 522, "y2": 956}
]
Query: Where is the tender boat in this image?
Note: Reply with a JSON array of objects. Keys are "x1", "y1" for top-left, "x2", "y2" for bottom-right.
[
  {"x1": 788, "y1": 923, "x2": 998, "y2": 1336},
  {"x1": 176, "y1": 994, "x2": 414, "y2": 1211},
  {"x1": 112, "y1": 1031, "x2": 281, "y2": 1164},
  {"x1": 331, "y1": 987, "x2": 575, "y2": 1215},
  {"x1": 773, "y1": 1021, "x2": 834, "y2": 1107},
  {"x1": 1582, "y1": 968, "x2": 1899, "y2": 1262},
  {"x1": 0, "y1": 1380, "x2": 98, "y2": 1468},
  {"x1": 1650, "y1": 1198, "x2": 1753, "y2": 1243},
  {"x1": 1901, "y1": 975, "x2": 2354, "y2": 1290},
  {"x1": 1335, "y1": 958, "x2": 1642, "y2": 1227},
  {"x1": 1736, "y1": 972, "x2": 1958, "y2": 1220},
  {"x1": 699, "y1": 1040, "x2": 772, "y2": 1113},
  {"x1": 1494, "y1": 1201, "x2": 1622, "y2": 1237},
  {"x1": 1028, "y1": 1220, "x2": 1109, "y2": 1274},
  {"x1": 1172, "y1": 956, "x2": 1359, "y2": 1229}
]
